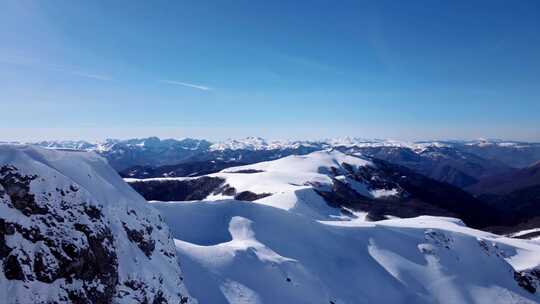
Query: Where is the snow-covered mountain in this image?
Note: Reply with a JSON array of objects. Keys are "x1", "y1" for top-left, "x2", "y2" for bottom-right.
[
  {"x1": 457, "y1": 141, "x2": 540, "y2": 168},
  {"x1": 34, "y1": 140, "x2": 98, "y2": 151},
  {"x1": 3, "y1": 145, "x2": 540, "y2": 303},
  {"x1": 338, "y1": 145, "x2": 514, "y2": 188},
  {"x1": 0, "y1": 145, "x2": 194, "y2": 304},
  {"x1": 32, "y1": 137, "x2": 540, "y2": 152},
  {"x1": 208, "y1": 136, "x2": 324, "y2": 151},
  {"x1": 153, "y1": 200, "x2": 540, "y2": 303},
  {"x1": 134, "y1": 150, "x2": 540, "y2": 303},
  {"x1": 127, "y1": 150, "x2": 495, "y2": 229},
  {"x1": 31, "y1": 137, "x2": 540, "y2": 177}
]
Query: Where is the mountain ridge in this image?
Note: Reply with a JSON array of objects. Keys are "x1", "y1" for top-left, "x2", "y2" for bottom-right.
[{"x1": 0, "y1": 145, "x2": 194, "y2": 304}]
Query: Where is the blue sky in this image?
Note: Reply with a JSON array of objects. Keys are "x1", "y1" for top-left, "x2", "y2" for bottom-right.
[{"x1": 1, "y1": 0, "x2": 539, "y2": 141}]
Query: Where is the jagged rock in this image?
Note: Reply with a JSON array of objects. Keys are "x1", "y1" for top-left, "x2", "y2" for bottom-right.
[
  {"x1": 0, "y1": 145, "x2": 195, "y2": 304},
  {"x1": 515, "y1": 268, "x2": 540, "y2": 294}
]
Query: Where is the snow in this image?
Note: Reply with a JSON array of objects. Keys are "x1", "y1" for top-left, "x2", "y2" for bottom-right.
[
  {"x1": 4, "y1": 144, "x2": 540, "y2": 303},
  {"x1": 221, "y1": 149, "x2": 372, "y2": 173},
  {"x1": 153, "y1": 200, "x2": 540, "y2": 304},
  {"x1": 0, "y1": 145, "x2": 194, "y2": 304},
  {"x1": 202, "y1": 150, "x2": 378, "y2": 219},
  {"x1": 509, "y1": 229, "x2": 540, "y2": 239},
  {"x1": 30, "y1": 137, "x2": 482, "y2": 154},
  {"x1": 137, "y1": 148, "x2": 540, "y2": 303},
  {"x1": 209, "y1": 137, "x2": 324, "y2": 151},
  {"x1": 335, "y1": 175, "x2": 372, "y2": 197},
  {"x1": 463, "y1": 139, "x2": 535, "y2": 148},
  {"x1": 371, "y1": 188, "x2": 400, "y2": 198},
  {"x1": 327, "y1": 137, "x2": 413, "y2": 148}
]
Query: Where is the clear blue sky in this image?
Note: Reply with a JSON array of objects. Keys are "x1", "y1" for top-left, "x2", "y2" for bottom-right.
[{"x1": 1, "y1": 0, "x2": 539, "y2": 141}]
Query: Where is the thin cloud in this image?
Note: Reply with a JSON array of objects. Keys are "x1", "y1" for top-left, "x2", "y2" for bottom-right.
[
  {"x1": 160, "y1": 80, "x2": 212, "y2": 91},
  {"x1": 0, "y1": 54, "x2": 113, "y2": 81},
  {"x1": 70, "y1": 71, "x2": 113, "y2": 81},
  {"x1": 48, "y1": 64, "x2": 113, "y2": 81}
]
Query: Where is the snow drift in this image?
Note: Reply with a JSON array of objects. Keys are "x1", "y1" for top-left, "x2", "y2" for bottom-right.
[{"x1": 154, "y1": 200, "x2": 540, "y2": 304}]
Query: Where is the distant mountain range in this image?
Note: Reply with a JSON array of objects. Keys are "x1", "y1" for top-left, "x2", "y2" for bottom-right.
[
  {"x1": 31, "y1": 136, "x2": 540, "y2": 153},
  {"x1": 25, "y1": 137, "x2": 540, "y2": 189}
]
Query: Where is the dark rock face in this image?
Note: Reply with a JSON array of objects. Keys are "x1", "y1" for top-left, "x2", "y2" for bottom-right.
[
  {"x1": 128, "y1": 177, "x2": 272, "y2": 203},
  {"x1": 225, "y1": 169, "x2": 265, "y2": 174},
  {"x1": 0, "y1": 155, "x2": 192, "y2": 304},
  {"x1": 457, "y1": 143, "x2": 540, "y2": 169},
  {"x1": 101, "y1": 137, "x2": 213, "y2": 171},
  {"x1": 0, "y1": 165, "x2": 118, "y2": 303},
  {"x1": 515, "y1": 268, "x2": 540, "y2": 294},
  {"x1": 461, "y1": 162, "x2": 540, "y2": 235},
  {"x1": 128, "y1": 176, "x2": 226, "y2": 201},
  {"x1": 234, "y1": 191, "x2": 272, "y2": 202},
  {"x1": 122, "y1": 222, "x2": 155, "y2": 257},
  {"x1": 468, "y1": 162, "x2": 540, "y2": 195},
  {"x1": 336, "y1": 146, "x2": 513, "y2": 189},
  {"x1": 479, "y1": 185, "x2": 540, "y2": 234},
  {"x1": 315, "y1": 159, "x2": 499, "y2": 229},
  {"x1": 120, "y1": 160, "x2": 247, "y2": 179}
]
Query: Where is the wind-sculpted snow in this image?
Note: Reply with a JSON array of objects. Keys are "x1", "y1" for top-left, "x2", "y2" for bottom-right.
[
  {"x1": 0, "y1": 145, "x2": 193, "y2": 304},
  {"x1": 153, "y1": 200, "x2": 540, "y2": 304}
]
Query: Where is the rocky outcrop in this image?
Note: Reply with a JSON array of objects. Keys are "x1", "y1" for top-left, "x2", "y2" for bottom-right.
[
  {"x1": 515, "y1": 267, "x2": 540, "y2": 294},
  {"x1": 0, "y1": 145, "x2": 194, "y2": 304}
]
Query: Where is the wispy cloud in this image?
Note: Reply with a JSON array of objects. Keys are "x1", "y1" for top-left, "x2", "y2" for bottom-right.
[
  {"x1": 69, "y1": 71, "x2": 113, "y2": 81},
  {"x1": 0, "y1": 53, "x2": 113, "y2": 81},
  {"x1": 160, "y1": 80, "x2": 212, "y2": 91},
  {"x1": 47, "y1": 64, "x2": 113, "y2": 81}
]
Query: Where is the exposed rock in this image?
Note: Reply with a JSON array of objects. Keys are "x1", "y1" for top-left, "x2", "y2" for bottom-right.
[
  {"x1": 515, "y1": 268, "x2": 540, "y2": 294},
  {"x1": 0, "y1": 146, "x2": 194, "y2": 304},
  {"x1": 128, "y1": 176, "x2": 225, "y2": 201},
  {"x1": 122, "y1": 222, "x2": 155, "y2": 257},
  {"x1": 226, "y1": 169, "x2": 265, "y2": 174},
  {"x1": 0, "y1": 165, "x2": 118, "y2": 302},
  {"x1": 234, "y1": 191, "x2": 272, "y2": 201}
]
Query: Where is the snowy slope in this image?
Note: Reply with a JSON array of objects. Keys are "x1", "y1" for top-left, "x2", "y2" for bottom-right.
[
  {"x1": 153, "y1": 200, "x2": 540, "y2": 304},
  {"x1": 205, "y1": 150, "x2": 376, "y2": 219},
  {"x1": 129, "y1": 150, "x2": 493, "y2": 228},
  {"x1": 127, "y1": 150, "x2": 405, "y2": 220},
  {"x1": 0, "y1": 145, "x2": 194, "y2": 304},
  {"x1": 141, "y1": 150, "x2": 540, "y2": 303}
]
